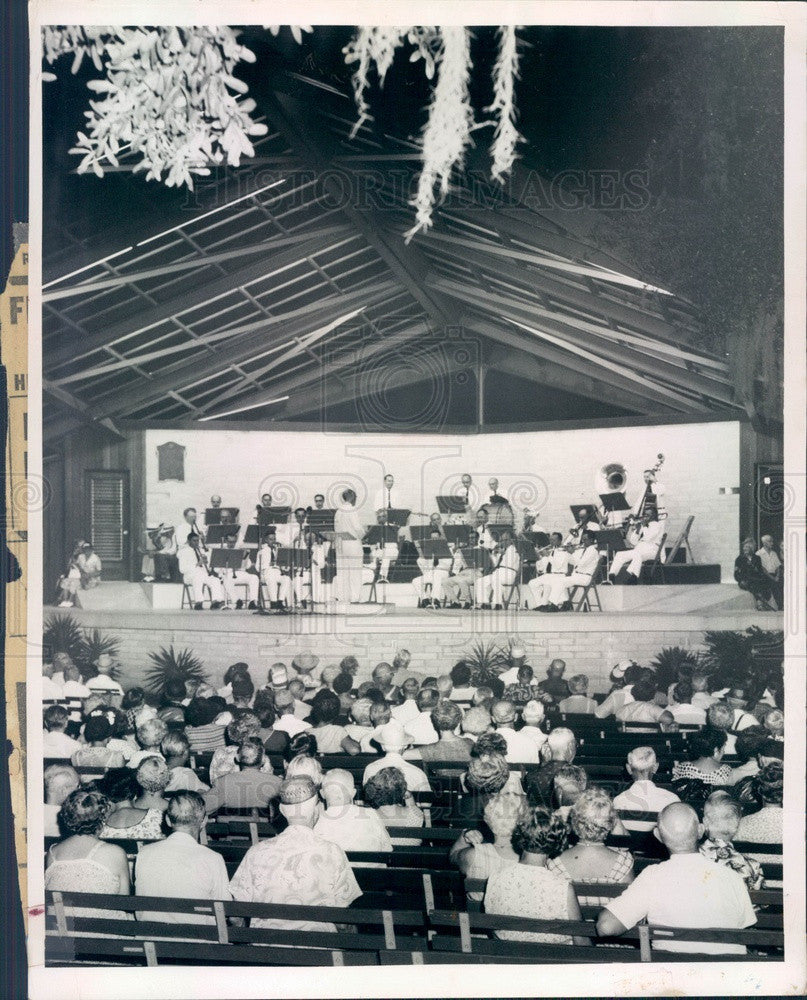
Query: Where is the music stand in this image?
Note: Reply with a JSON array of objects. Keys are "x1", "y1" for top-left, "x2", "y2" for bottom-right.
[
  {"x1": 444, "y1": 525, "x2": 472, "y2": 547},
  {"x1": 436, "y1": 495, "x2": 467, "y2": 515},
  {"x1": 599, "y1": 493, "x2": 631, "y2": 513},
  {"x1": 363, "y1": 525, "x2": 399, "y2": 546},
  {"x1": 569, "y1": 504, "x2": 597, "y2": 522},
  {"x1": 205, "y1": 507, "x2": 239, "y2": 525},
  {"x1": 276, "y1": 547, "x2": 311, "y2": 572},
  {"x1": 209, "y1": 549, "x2": 244, "y2": 571},
  {"x1": 307, "y1": 510, "x2": 336, "y2": 539},
  {"x1": 242, "y1": 525, "x2": 260, "y2": 547},
  {"x1": 385, "y1": 508, "x2": 411, "y2": 528},
  {"x1": 526, "y1": 531, "x2": 551, "y2": 549},
  {"x1": 257, "y1": 506, "x2": 292, "y2": 526},
  {"x1": 205, "y1": 524, "x2": 241, "y2": 545},
  {"x1": 595, "y1": 529, "x2": 628, "y2": 552},
  {"x1": 416, "y1": 538, "x2": 452, "y2": 562},
  {"x1": 459, "y1": 547, "x2": 492, "y2": 572},
  {"x1": 410, "y1": 525, "x2": 440, "y2": 543}
]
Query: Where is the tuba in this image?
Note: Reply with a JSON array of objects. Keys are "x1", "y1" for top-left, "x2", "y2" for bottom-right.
[{"x1": 595, "y1": 462, "x2": 628, "y2": 495}]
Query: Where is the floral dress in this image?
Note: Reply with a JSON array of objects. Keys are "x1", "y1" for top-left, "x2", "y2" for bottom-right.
[
  {"x1": 484, "y1": 864, "x2": 574, "y2": 944},
  {"x1": 99, "y1": 807, "x2": 165, "y2": 841}
]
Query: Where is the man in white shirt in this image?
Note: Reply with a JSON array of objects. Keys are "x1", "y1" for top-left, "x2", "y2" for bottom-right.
[
  {"x1": 135, "y1": 791, "x2": 231, "y2": 923},
  {"x1": 172, "y1": 507, "x2": 204, "y2": 554},
  {"x1": 313, "y1": 769, "x2": 393, "y2": 854},
  {"x1": 490, "y1": 700, "x2": 540, "y2": 764},
  {"x1": 725, "y1": 685, "x2": 759, "y2": 732},
  {"x1": 362, "y1": 722, "x2": 431, "y2": 793},
  {"x1": 391, "y1": 678, "x2": 421, "y2": 725},
  {"x1": 60, "y1": 662, "x2": 91, "y2": 702},
  {"x1": 475, "y1": 529, "x2": 520, "y2": 609},
  {"x1": 255, "y1": 535, "x2": 292, "y2": 608},
  {"x1": 594, "y1": 661, "x2": 639, "y2": 719},
  {"x1": 373, "y1": 473, "x2": 398, "y2": 515},
  {"x1": 272, "y1": 690, "x2": 312, "y2": 737},
  {"x1": 541, "y1": 532, "x2": 601, "y2": 611},
  {"x1": 597, "y1": 802, "x2": 756, "y2": 954},
  {"x1": 609, "y1": 511, "x2": 665, "y2": 582},
  {"x1": 667, "y1": 681, "x2": 707, "y2": 725},
  {"x1": 75, "y1": 542, "x2": 103, "y2": 588},
  {"x1": 690, "y1": 673, "x2": 717, "y2": 710},
  {"x1": 497, "y1": 644, "x2": 528, "y2": 686},
  {"x1": 526, "y1": 534, "x2": 570, "y2": 609},
  {"x1": 42, "y1": 661, "x2": 64, "y2": 702},
  {"x1": 519, "y1": 700, "x2": 548, "y2": 753},
  {"x1": 613, "y1": 747, "x2": 680, "y2": 829},
  {"x1": 632, "y1": 468, "x2": 666, "y2": 520},
  {"x1": 44, "y1": 763, "x2": 80, "y2": 836},
  {"x1": 43, "y1": 705, "x2": 81, "y2": 758},
  {"x1": 85, "y1": 653, "x2": 124, "y2": 701},
  {"x1": 403, "y1": 689, "x2": 440, "y2": 747},
  {"x1": 473, "y1": 508, "x2": 497, "y2": 552},
  {"x1": 178, "y1": 534, "x2": 225, "y2": 609},
  {"x1": 615, "y1": 676, "x2": 675, "y2": 728}
]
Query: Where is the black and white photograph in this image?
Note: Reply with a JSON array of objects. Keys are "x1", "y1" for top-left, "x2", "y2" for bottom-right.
[{"x1": 26, "y1": 2, "x2": 805, "y2": 996}]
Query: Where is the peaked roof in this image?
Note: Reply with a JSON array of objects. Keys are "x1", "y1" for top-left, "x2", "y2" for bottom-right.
[{"x1": 42, "y1": 67, "x2": 742, "y2": 439}]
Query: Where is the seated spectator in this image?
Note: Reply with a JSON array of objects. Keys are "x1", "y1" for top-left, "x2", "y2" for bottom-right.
[
  {"x1": 449, "y1": 789, "x2": 523, "y2": 901},
  {"x1": 416, "y1": 700, "x2": 471, "y2": 763},
  {"x1": 251, "y1": 691, "x2": 288, "y2": 754},
  {"x1": 613, "y1": 746, "x2": 680, "y2": 826},
  {"x1": 100, "y1": 757, "x2": 169, "y2": 840},
  {"x1": 230, "y1": 777, "x2": 361, "y2": 931},
  {"x1": 71, "y1": 716, "x2": 125, "y2": 769},
  {"x1": 370, "y1": 661, "x2": 396, "y2": 701},
  {"x1": 43, "y1": 704, "x2": 81, "y2": 758},
  {"x1": 707, "y1": 702, "x2": 739, "y2": 755},
  {"x1": 363, "y1": 766, "x2": 425, "y2": 846},
  {"x1": 615, "y1": 675, "x2": 675, "y2": 728},
  {"x1": 550, "y1": 764, "x2": 588, "y2": 822},
  {"x1": 135, "y1": 791, "x2": 231, "y2": 923},
  {"x1": 184, "y1": 697, "x2": 227, "y2": 753},
  {"x1": 389, "y1": 649, "x2": 412, "y2": 688},
  {"x1": 313, "y1": 769, "x2": 393, "y2": 854},
  {"x1": 209, "y1": 712, "x2": 266, "y2": 784},
  {"x1": 518, "y1": 700, "x2": 548, "y2": 752},
  {"x1": 342, "y1": 697, "x2": 374, "y2": 748},
  {"x1": 217, "y1": 662, "x2": 251, "y2": 702},
  {"x1": 316, "y1": 665, "x2": 343, "y2": 694},
  {"x1": 490, "y1": 700, "x2": 540, "y2": 764},
  {"x1": 273, "y1": 689, "x2": 312, "y2": 737},
  {"x1": 362, "y1": 722, "x2": 431, "y2": 792},
  {"x1": 727, "y1": 726, "x2": 768, "y2": 785},
  {"x1": 291, "y1": 653, "x2": 320, "y2": 691},
  {"x1": 497, "y1": 644, "x2": 529, "y2": 684},
  {"x1": 85, "y1": 654, "x2": 124, "y2": 702},
  {"x1": 161, "y1": 678, "x2": 189, "y2": 713},
  {"x1": 725, "y1": 684, "x2": 758, "y2": 732},
  {"x1": 121, "y1": 687, "x2": 156, "y2": 733},
  {"x1": 690, "y1": 673, "x2": 717, "y2": 710},
  {"x1": 700, "y1": 792, "x2": 763, "y2": 891},
  {"x1": 44, "y1": 763, "x2": 80, "y2": 837},
  {"x1": 339, "y1": 655, "x2": 360, "y2": 680},
  {"x1": 435, "y1": 675, "x2": 453, "y2": 700},
  {"x1": 472, "y1": 685, "x2": 495, "y2": 709},
  {"x1": 524, "y1": 728, "x2": 577, "y2": 807},
  {"x1": 549, "y1": 788, "x2": 634, "y2": 902},
  {"x1": 535, "y1": 659, "x2": 570, "y2": 705},
  {"x1": 307, "y1": 690, "x2": 350, "y2": 753},
  {"x1": 98, "y1": 706, "x2": 138, "y2": 762},
  {"x1": 461, "y1": 706, "x2": 492, "y2": 744},
  {"x1": 46, "y1": 789, "x2": 131, "y2": 918},
  {"x1": 597, "y1": 802, "x2": 756, "y2": 954},
  {"x1": 557, "y1": 674, "x2": 597, "y2": 716},
  {"x1": 127, "y1": 717, "x2": 168, "y2": 769},
  {"x1": 161, "y1": 730, "x2": 209, "y2": 793},
  {"x1": 736, "y1": 762, "x2": 783, "y2": 843},
  {"x1": 204, "y1": 738, "x2": 282, "y2": 814},
  {"x1": 484, "y1": 805, "x2": 585, "y2": 945},
  {"x1": 332, "y1": 671, "x2": 356, "y2": 719},
  {"x1": 213, "y1": 676, "x2": 256, "y2": 727},
  {"x1": 672, "y1": 727, "x2": 732, "y2": 786},
  {"x1": 351, "y1": 701, "x2": 392, "y2": 755},
  {"x1": 501, "y1": 666, "x2": 535, "y2": 709},
  {"x1": 763, "y1": 707, "x2": 784, "y2": 740},
  {"x1": 463, "y1": 751, "x2": 511, "y2": 803},
  {"x1": 448, "y1": 661, "x2": 477, "y2": 702},
  {"x1": 285, "y1": 678, "x2": 312, "y2": 722},
  {"x1": 43, "y1": 656, "x2": 65, "y2": 697},
  {"x1": 284, "y1": 745, "x2": 324, "y2": 790},
  {"x1": 390, "y1": 677, "x2": 421, "y2": 726},
  {"x1": 284, "y1": 730, "x2": 319, "y2": 767},
  {"x1": 403, "y1": 688, "x2": 440, "y2": 746},
  {"x1": 60, "y1": 661, "x2": 91, "y2": 702},
  {"x1": 594, "y1": 662, "x2": 642, "y2": 719},
  {"x1": 667, "y1": 681, "x2": 707, "y2": 726}
]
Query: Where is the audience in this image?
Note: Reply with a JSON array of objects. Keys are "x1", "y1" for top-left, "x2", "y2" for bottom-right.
[
  {"x1": 449, "y1": 789, "x2": 523, "y2": 900},
  {"x1": 524, "y1": 728, "x2": 577, "y2": 806},
  {"x1": 313, "y1": 769, "x2": 393, "y2": 853},
  {"x1": 460, "y1": 705, "x2": 492, "y2": 744},
  {"x1": 307, "y1": 690, "x2": 350, "y2": 753},
  {"x1": 403, "y1": 688, "x2": 440, "y2": 746},
  {"x1": 161, "y1": 731, "x2": 210, "y2": 793},
  {"x1": 363, "y1": 766, "x2": 425, "y2": 845},
  {"x1": 490, "y1": 700, "x2": 540, "y2": 764},
  {"x1": 362, "y1": 722, "x2": 431, "y2": 792},
  {"x1": 71, "y1": 716, "x2": 125, "y2": 769},
  {"x1": 612, "y1": 747, "x2": 680, "y2": 826},
  {"x1": 416, "y1": 700, "x2": 471, "y2": 763},
  {"x1": 518, "y1": 700, "x2": 548, "y2": 752},
  {"x1": 735, "y1": 762, "x2": 783, "y2": 843},
  {"x1": 700, "y1": 792, "x2": 764, "y2": 891},
  {"x1": 128, "y1": 718, "x2": 168, "y2": 769},
  {"x1": 594, "y1": 661, "x2": 642, "y2": 719},
  {"x1": 100, "y1": 758, "x2": 169, "y2": 839},
  {"x1": 390, "y1": 677, "x2": 421, "y2": 725},
  {"x1": 667, "y1": 681, "x2": 707, "y2": 725},
  {"x1": 550, "y1": 764, "x2": 588, "y2": 822},
  {"x1": 557, "y1": 674, "x2": 597, "y2": 715},
  {"x1": 535, "y1": 659, "x2": 570, "y2": 704},
  {"x1": 672, "y1": 728, "x2": 732, "y2": 786},
  {"x1": 44, "y1": 705, "x2": 81, "y2": 758},
  {"x1": 204, "y1": 738, "x2": 282, "y2": 814},
  {"x1": 44, "y1": 763, "x2": 80, "y2": 836},
  {"x1": 448, "y1": 661, "x2": 477, "y2": 702},
  {"x1": 615, "y1": 675, "x2": 674, "y2": 728}
]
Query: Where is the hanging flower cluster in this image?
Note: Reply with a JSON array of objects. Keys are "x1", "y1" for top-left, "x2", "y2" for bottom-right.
[
  {"x1": 343, "y1": 25, "x2": 523, "y2": 239},
  {"x1": 42, "y1": 26, "x2": 269, "y2": 188}
]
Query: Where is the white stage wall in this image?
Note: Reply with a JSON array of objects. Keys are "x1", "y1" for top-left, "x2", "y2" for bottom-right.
[{"x1": 144, "y1": 420, "x2": 741, "y2": 577}]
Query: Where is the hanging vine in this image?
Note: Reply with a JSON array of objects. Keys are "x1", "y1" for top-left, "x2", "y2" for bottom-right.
[{"x1": 42, "y1": 24, "x2": 522, "y2": 233}]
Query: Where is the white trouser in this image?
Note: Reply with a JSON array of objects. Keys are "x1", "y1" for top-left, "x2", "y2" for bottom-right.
[
  {"x1": 528, "y1": 572, "x2": 566, "y2": 607},
  {"x1": 260, "y1": 567, "x2": 291, "y2": 605},
  {"x1": 336, "y1": 540, "x2": 364, "y2": 603},
  {"x1": 311, "y1": 573, "x2": 332, "y2": 604},
  {"x1": 610, "y1": 541, "x2": 660, "y2": 578},
  {"x1": 293, "y1": 572, "x2": 311, "y2": 604},
  {"x1": 475, "y1": 567, "x2": 517, "y2": 606},
  {"x1": 221, "y1": 570, "x2": 259, "y2": 605},
  {"x1": 184, "y1": 567, "x2": 224, "y2": 604},
  {"x1": 547, "y1": 571, "x2": 592, "y2": 606},
  {"x1": 413, "y1": 560, "x2": 450, "y2": 602}
]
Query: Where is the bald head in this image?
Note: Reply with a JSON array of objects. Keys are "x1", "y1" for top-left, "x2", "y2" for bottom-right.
[{"x1": 656, "y1": 802, "x2": 701, "y2": 853}]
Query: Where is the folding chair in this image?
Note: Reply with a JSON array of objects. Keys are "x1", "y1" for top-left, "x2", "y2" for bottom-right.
[{"x1": 570, "y1": 557, "x2": 605, "y2": 612}]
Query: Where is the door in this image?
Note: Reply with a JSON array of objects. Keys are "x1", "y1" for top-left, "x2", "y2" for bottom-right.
[
  {"x1": 85, "y1": 470, "x2": 130, "y2": 580},
  {"x1": 755, "y1": 463, "x2": 784, "y2": 545}
]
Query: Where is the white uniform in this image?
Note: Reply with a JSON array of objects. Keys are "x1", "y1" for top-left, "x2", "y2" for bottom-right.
[
  {"x1": 216, "y1": 551, "x2": 260, "y2": 606},
  {"x1": 177, "y1": 545, "x2": 225, "y2": 605},
  {"x1": 412, "y1": 549, "x2": 451, "y2": 603},
  {"x1": 475, "y1": 542, "x2": 520, "y2": 606},
  {"x1": 255, "y1": 543, "x2": 291, "y2": 605},
  {"x1": 364, "y1": 533, "x2": 399, "y2": 583},
  {"x1": 610, "y1": 519, "x2": 665, "y2": 579},
  {"x1": 527, "y1": 546, "x2": 571, "y2": 608},
  {"x1": 373, "y1": 486, "x2": 399, "y2": 513},
  {"x1": 334, "y1": 505, "x2": 364, "y2": 603},
  {"x1": 545, "y1": 543, "x2": 601, "y2": 607},
  {"x1": 310, "y1": 539, "x2": 333, "y2": 604}
]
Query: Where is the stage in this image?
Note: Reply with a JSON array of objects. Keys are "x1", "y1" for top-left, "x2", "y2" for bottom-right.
[{"x1": 47, "y1": 581, "x2": 781, "y2": 694}]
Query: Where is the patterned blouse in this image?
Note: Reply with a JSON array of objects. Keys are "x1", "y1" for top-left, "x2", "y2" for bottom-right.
[
  {"x1": 671, "y1": 761, "x2": 733, "y2": 785},
  {"x1": 100, "y1": 807, "x2": 165, "y2": 841},
  {"x1": 484, "y1": 864, "x2": 574, "y2": 944},
  {"x1": 548, "y1": 848, "x2": 634, "y2": 907},
  {"x1": 699, "y1": 838, "x2": 764, "y2": 891}
]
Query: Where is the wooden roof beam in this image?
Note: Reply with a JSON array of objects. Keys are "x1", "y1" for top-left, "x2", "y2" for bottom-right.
[{"x1": 43, "y1": 380, "x2": 124, "y2": 440}]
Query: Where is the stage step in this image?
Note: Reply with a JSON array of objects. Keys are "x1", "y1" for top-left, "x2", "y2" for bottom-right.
[
  {"x1": 598, "y1": 583, "x2": 753, "y2": 614},
  {"x1": 75, "y1": 581, "x2": 153, "y2": 611}
]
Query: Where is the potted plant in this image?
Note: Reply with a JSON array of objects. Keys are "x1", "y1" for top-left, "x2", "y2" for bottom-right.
[{"x1": 144, "y1": 645, "x2": 207, "y2": 703}]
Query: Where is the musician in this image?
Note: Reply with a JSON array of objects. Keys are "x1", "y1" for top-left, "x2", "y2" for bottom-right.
[
  {"x1": 373, "y1": 474, "x2": 397, "y2": 514},
  {"x1": 256, "y1": 531, "x2": 291, "y2": 609},
  {"x1": 563, "y1": 507, "x2": 600, "y2": 546},
  {"x1": 216, "y1": 532, "x2": 259, "y2": 609},
  {"x1": 474, "y1": 507, "x2": 497, "y2": 551},
  {"x1": 525, "y1": 532, "x2": 570, "y2": 609},
  {"x1": 445, "y1": 473, "x2": 479, "y2": 526},
  {"x1": 259, "y1": 493, "x2": 272, "y2": 510},
  {"x1": 633, "y1": 468, "x2": 666, "y2": 520},
  {"x1": 310, "y1": 532, "x2": 334, "y2": 605},
  {"x1": 537, "y1": 530, "x2": 601, "y2": 612},
  {"x1": 487, "y1": 478, "x2": 509, "y2": 506},
  {"x1": 475, "y1": 528, "x2": 519, "y2": 609},
  {"x1": 210, "y1": 495, "x2": 222, "y2": 509},
  {"x1": 608, "y1": 507, "x2": 665, "y2": 583},
  {"x1": 178, "y1": 533, "x2": 225, "y2": 609},
  {"x1": 334, "y1": 488, "x2": 364, "y2": 604},
  {"x1": 313, "y1": 494, "x2": 326, "y2": 510},
  {"x1": 364, "y1": 509, "x2": 399, "y2": 584},
  {"x1": 276, "y1": 507, "x2": 309, "y2": 548},
  {"x1": 442, "y1": 545, "x2": 479, "y2": 609},
  {"x1": 412, "y1": 521, "x2": 451, "y2": 608},
  {"x1": 172, "y1": 508, "x2": 203, "y2": 554}
]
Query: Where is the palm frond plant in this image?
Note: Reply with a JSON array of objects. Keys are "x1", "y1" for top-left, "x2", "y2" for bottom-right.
[
  {"x1": 43, "y1": 613, "x2": 84, "y2": 662},
  {"x1": 650, "y1": 646, "x2": 701, "y2": 690},
  {"x1": 144, "y1": 645, "x2": 206, "y2": 703},
  {"x1": 77, "y1": 628, "x2": 122, "y2": 681},
  {"x1": 465, "y1": 639, "x2": 509, "y2": 687},
  {"x1": 701, "y1": 629, "x2": 755, "y2": 689}
]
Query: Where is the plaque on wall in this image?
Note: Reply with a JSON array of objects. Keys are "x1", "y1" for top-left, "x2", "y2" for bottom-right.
[{"x1": 157, "y1": 441, "x2": 185, "y2": 481}]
